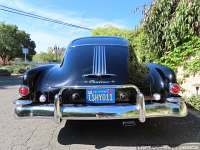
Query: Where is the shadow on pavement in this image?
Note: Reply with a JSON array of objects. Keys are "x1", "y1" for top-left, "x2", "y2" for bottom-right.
[
  {"x1": 0, "y1": 75, "x2": 21, "y2": 89},
  {"x1": 58, "y1": 113, "x2": 200, "y2": 149}
]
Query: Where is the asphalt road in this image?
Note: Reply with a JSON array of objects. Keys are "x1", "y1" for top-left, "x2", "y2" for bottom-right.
[{"x1": 0, "y1": 76, "x2": 200, "y2": 150}]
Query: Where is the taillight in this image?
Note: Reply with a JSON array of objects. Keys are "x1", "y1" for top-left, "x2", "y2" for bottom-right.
[
  {"x1": 169, "y1": 83, "x2": 181, "y2": 95},
  {"x1": 19, "y1": 85, "x2": 29, "y2": 96}
]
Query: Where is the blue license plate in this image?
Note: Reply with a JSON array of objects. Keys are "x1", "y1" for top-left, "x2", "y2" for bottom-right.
[{"x1": 86, "y1": 88, "x2": 115, "y2": 104}]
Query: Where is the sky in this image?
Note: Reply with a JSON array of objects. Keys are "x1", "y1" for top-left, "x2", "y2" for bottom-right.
[{"x1": 0, "y1": 0, "x2": 151, "y2": 52}]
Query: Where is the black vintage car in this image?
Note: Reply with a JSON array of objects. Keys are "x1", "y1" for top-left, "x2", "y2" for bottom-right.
[{"x1": 15, "y1": 36, "x2": 187, "y2": 123}]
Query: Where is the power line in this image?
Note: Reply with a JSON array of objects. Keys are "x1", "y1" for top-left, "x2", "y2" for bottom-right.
[{"x1": 0, "y1": 4, "x2": 92, "y2": 30}]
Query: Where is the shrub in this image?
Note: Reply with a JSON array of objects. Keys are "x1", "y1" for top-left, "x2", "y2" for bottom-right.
[
  {"x1": 187, "y1": 96, "x2": 200, "y2": 111},
  {"x1": 0, "y1": 69, "x2": 11, "y2": 76},
  {"x1": 143, "y1": 0, "x2": 200, "y2": 61},
  {"x1": 0, "y1": 64, "x2": 35, "y2": 75},
  {"x1": 155, "y1": 36, "x2": 200, "y2": 72}
]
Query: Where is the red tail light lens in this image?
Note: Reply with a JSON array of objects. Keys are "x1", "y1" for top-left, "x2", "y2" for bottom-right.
[
  {"x1": 19, "y1": 85, "x2": 29, "y2": 96},
  {"x1": 169, "y1": 83, "x2": 181, "y2": 95}
]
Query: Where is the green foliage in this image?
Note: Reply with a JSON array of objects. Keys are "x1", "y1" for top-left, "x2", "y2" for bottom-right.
[
  {"x1": 47, "y1": 45, "x2": 65, "y2": 62},
  {"x1": 0, "y1": 22, "x2": 36, "y2": 64},
  {"x1": 0, "y1": 69, "x2": 11, "y2": 76},
  {"x1": 128, "y1": 45, "x2": 149, "y2": 85},
  {"x1": 131, "y1": 29, "x2": 152, "y2": 62},
  {"x1": 92, "y1": 26, "x2": 133, "y2": 39},
  {"x1": 156, "y1": 36, "x2": 200, "y2": 71},
  {"x1": 144, "y1": 0, "x2": 200, "y2": 61},
  {"x1": 33, "y1": 46, "x2": 65, "y2": 63},
  {"x1": 186, "y1": 57, "x2": 200, "y2": 73},
  {"x1": 0, "y1": 64, "x2": 35, "y2": 74},
  {"x1": 92, "y1": 26, "x2": 135, "y2": 51},
  {"x1": 187, "y1": 96, "x2": 200, "y2": 111},
  {"x1": 33, "y1": 52, "x2": 54, "y2": 63}
]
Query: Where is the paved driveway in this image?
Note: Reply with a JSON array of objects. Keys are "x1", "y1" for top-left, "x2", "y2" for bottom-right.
[{"x1": 0, "y1": 76, "x2": 200, "y2": 150}]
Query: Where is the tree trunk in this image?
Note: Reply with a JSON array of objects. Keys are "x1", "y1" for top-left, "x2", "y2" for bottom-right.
[
  {"x1": 0, "y1": 55, "x2": 7, "y2": 65},
  {"x1": 2, "y1": 57, "x2": 7, "y2": 65}
]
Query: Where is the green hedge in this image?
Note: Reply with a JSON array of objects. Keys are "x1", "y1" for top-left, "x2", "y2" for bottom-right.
[
  {"x1": 0, "y1": 69, "x2": 11, "y2": 76},
  {"x1": 187, "y1": 96, "x2": 200, "y2": 111},
  {"x1": 0, "y1": 64, "x2": 35, "y2": 74}
]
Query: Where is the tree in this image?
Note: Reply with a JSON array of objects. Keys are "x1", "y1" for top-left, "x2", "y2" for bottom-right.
[
  {"x1": 32, "y1": 52, "x2": 54, "y2": 63},
  {"x1": 0, "y1": 23, "x2": 36, "y2": 65},
  {"x1": 143, "y1": 0, "x2": 200, "y2": 61},
  {"x1": 33, "y1": 45, "x2": 65, "y2": 63},
  {"x1": 47, "y1": 45, "x2": 65, "y2": 61}
]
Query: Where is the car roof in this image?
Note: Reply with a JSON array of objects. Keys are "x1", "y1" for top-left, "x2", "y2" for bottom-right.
[{"x1": 69, "y1": 36, "x2": 129, "y2": 47}]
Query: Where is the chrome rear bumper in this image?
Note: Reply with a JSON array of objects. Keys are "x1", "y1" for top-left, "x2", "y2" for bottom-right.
[
  {"x1": 15, "y1": 85, "x2": 187, "y2": 123},
  {"x1": 15, "y1": 99, "x2": 187, "y2": 123}
]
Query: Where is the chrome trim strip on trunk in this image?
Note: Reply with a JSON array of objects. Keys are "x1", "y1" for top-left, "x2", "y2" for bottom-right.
[
  {"x1": 98, "y1": 46, "x2": 100, "y2": 74},
  {"x1": 92, "y1": 45, "x2": 107, "y2": 75},
  {"x1": 101, "y1": 46, "x2": 103, "y2": 74},
  {"x1": 83, "y1": 46, "x2": 115, "y2": 77},
  {"x1": 95, "y1": 46, "x2": 98, "y2": 74},
  {"x1": 103, "y1": 46, "x2": 107, "y2": 74},
  {"x1": 92, "y1": 46, "x2": 95, "y2": 74},
  {"x1": 70, "y1": 44, "x2": 128, "y2": 48}
]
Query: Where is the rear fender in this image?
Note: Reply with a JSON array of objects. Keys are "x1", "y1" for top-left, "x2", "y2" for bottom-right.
[
  {"x1": 147, "y1": 63, "x2": 177, "y2": 97},
  {"x1": 22, "y1": 64, "x2": 56, "y2": 100}
]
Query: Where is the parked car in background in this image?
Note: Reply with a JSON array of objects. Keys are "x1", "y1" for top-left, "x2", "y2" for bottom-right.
[{"x1": 15, "y1": 36, "x2": 187, "y2": 123}]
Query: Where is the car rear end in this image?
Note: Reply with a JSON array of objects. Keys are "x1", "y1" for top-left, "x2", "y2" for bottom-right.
[{"x1": 14, "y1": 37, "x2": 187, "y2": 123}]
